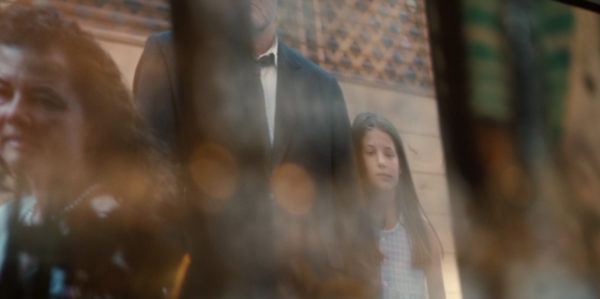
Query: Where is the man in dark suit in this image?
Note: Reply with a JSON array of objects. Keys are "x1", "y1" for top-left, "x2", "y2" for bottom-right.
[{"x1": 134, "y1": 0, "x2": 377, "y2": 296}]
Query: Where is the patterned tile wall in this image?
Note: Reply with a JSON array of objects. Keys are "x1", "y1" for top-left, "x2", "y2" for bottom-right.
[
  {"x1": 40, "y1": 0, "x2": 433, "y2": 93},
  {"x1": 278, "y1": 0, "x2": 433, "y2": 93}
]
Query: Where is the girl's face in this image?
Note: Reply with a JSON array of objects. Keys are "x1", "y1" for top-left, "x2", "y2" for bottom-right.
[{"x1": 362, "y1": 128, "x2": 400, "y2": 192}]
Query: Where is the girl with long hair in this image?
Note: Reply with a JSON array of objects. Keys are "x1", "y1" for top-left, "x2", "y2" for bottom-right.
[{"x1": 352, "y1": 112, "x2": 445, "y2": 299}]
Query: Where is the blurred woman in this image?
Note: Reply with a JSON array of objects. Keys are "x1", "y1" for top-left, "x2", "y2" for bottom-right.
[
  {"x1": 0, "y1": 4, "x2": 181, "y2": 298},
  {"x1": 352, "y1": 112, "x2": 445, "y2": 299}
]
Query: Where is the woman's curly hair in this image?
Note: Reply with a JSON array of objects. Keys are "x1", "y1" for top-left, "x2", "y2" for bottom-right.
[{"x1": 0, "y1": 3, "x2": 176, "y2": 208}]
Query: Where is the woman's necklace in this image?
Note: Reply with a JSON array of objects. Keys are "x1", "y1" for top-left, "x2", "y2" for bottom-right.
[{"x1": 58, "y1": 183, "x2": 102, "y2": 217}]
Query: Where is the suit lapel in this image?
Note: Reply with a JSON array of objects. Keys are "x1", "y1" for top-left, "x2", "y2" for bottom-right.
[{"x1": 272, "y1": 42, "x2": 301, "y2": 168}]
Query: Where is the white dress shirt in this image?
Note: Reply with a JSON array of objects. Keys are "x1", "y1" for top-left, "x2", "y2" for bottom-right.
[{"x1": 256, "y1": 38, "x2": 278, "y2": 145}]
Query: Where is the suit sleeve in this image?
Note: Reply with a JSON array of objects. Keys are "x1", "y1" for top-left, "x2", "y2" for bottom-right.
[
  {"x1": 133, "y1": 34, "x2": 178, "y2": 153},
  {"x1": 327, "y1": 78, "x2": 357, "y2": 208}
]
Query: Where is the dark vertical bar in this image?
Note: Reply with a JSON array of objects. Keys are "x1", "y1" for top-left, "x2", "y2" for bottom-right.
[
  {"x1": 504, "y1": 0, "x2": 545, "y2": 171},
  {"x1": 168, "y1": 1, "x2": 273, "y2": 296},
  {"x1": 424, "y1": 0, "x2": 487, "y2": 297},
  {"x1": 424, "y1": 1, "x2": 484, "y2": 188}
]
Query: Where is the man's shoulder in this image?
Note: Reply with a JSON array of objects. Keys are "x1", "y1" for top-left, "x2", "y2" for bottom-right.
[
  {"x1": 146, "y1": 31, "x2": 174, "y2": 48},
  {"x1": 140, "y1": 31, "x2": 177, "y2": 67},
  {"x1": 280, "y1": 42, "x2": 338, "y2": 83}
]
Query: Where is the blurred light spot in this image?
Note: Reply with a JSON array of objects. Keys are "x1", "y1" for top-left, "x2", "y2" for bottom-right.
[
  {"x1": 189, "y1": 143, "x2": 238, "y2": 213},
  {"x1": 170, "y1": 253, "x2": 191, "y2": 299},
  {"x1": 271, "y1": 163, "x2": 315, "y2": 215},
  {"x1": 111, "y1": 250, "x2": 129, "y2": 270},
  {"x1": 90, "y1": 195, "x2": 119, "y2": 218}
]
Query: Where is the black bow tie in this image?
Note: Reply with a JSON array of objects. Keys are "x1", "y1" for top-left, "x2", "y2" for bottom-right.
[{"x1": 257, "y1": 53, "x2": 275, "y2": 67}]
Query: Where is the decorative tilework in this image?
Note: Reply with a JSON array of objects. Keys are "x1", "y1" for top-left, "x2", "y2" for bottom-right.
[
  {"x1": 40, "y1": 0, "x2": 433, "y2": 93},
  {"x1": 278, "y1": 0, "x2": 433, "y2": 93}
]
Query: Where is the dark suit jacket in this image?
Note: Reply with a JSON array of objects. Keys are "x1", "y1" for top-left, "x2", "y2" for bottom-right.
[
  {"x1": 134, "y1": 32, "x2": 352, "y2": 171},
  {"x1": 134, "y1": 31, "x2": 376, "y2": 297}
]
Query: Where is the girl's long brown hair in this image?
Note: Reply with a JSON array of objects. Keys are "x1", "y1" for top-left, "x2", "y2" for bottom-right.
[{"x1": 352, "y1": 112, "x2": 438, "y2": 268}]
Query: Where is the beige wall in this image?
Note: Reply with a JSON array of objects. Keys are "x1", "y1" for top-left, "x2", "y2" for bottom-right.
[
  {"x1": 96, "y1": 39, "x2": 144, "y2": 93},
  {"x1": 98, "y1": 35, "x2": 462, "y2": 299}
]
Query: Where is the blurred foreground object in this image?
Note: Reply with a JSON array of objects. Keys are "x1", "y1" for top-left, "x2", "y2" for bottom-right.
[
  {"x1": 132, "y1": 0, "x2": 379, "y2": 297},
  {"x1": 428, "y1": 0, "x2": 600, "y2": 298}
]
